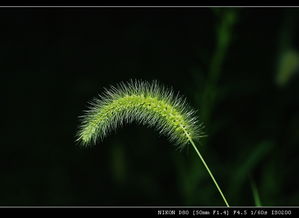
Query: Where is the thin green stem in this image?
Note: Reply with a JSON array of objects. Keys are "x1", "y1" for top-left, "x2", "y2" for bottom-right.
[
  {"x1": 187, "y1": 137, "x2": 230, "y2": 207},
  {"x1": 250, "y1": 178, "x2": 262, "y2": 206}
]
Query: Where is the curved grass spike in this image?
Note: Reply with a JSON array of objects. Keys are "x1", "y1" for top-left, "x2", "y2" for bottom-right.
[{"x1": 77, "y1": 79, "x2": 229, "y2": 207}]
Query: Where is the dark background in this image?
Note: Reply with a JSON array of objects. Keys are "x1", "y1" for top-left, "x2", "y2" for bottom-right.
[{"x1": 1, "y1": 8, "x2": 299, "y2": 206}]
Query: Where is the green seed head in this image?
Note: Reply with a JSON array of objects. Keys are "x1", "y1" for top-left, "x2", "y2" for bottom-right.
[{"x1": 77, "y1": 80, "x2": 204, "y2": 149}]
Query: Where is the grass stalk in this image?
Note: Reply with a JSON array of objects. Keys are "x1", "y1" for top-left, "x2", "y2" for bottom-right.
[
  {"x1": 250, "y1": 178, "x2": 262, "y2": 206},
  {"x1": 188, "y1": 136, "x2": 229, "y2": 207}
]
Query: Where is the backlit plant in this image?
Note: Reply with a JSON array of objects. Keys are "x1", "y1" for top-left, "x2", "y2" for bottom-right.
[{"x1": 77, "y1": 79, "x2": 230, "y2": 207}]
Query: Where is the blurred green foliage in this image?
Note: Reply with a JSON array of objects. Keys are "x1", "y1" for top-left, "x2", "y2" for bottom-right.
[{"x1": 1, "y1": 8, "x2": 299, "y2": 206}]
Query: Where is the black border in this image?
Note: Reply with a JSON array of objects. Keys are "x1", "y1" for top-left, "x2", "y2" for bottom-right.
[
  {"x1": 0, "y1": 206, "x2": 298, "y2": 217},
  {"x1": 0, "y1": 0, "x2": 299, "y2": 7}
]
